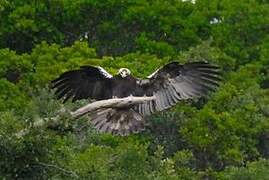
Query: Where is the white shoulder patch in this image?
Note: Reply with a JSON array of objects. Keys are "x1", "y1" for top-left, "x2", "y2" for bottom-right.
[
  {"x1": 147, "y1": 68, "x2": 161, "y2": 78},
  {"x1": 97, "y1": 66, "x2": 113, "y2": 78}
]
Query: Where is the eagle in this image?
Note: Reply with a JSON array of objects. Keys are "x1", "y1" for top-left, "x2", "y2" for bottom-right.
[{"x1": 51, "y1": 61, "x2": 221, "y2": 136}]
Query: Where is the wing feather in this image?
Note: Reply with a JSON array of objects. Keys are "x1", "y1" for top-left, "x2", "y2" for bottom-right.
[
  {"x1": 135, "y1": 61, "x2": 221, "y2": 115},
  {"x1": 51, "y1": 66, "x2": 113, "y2": 102}
]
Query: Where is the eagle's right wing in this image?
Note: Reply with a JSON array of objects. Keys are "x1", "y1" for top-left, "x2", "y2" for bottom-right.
[
  {"x1": 51, "y1": 66, "x2": 113, "y2": 102},
  {"x1": 135, "y1": 61, "x2": 221, "y2": 115}
]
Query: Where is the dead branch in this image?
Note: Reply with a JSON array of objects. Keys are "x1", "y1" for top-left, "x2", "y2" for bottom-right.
[
  {"x1": 16, "y1": 96, "x2": 155, "y2": 137},
  {"x1": 71, "y1": 96, "x2": 156, "y2": 118}
]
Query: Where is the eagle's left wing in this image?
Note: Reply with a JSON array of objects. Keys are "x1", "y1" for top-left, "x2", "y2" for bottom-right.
[{"x1": 135, "y1": 61, "x2": 221, "y2": 115}]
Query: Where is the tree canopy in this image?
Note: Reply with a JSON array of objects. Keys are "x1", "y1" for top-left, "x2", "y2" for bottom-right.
[{"x1": 1, "y1": 0, "x2": 269, "y2": 179}]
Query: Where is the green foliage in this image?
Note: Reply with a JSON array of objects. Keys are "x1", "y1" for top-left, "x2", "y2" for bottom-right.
[
  {"x1": 1, "y1": 0, "x2": 269, "y2": 179},
  {"x1": 218, "y1": 159, "x2": 269, "y2": 180},
  {"x1": 0, "y1": 112, "x2": 52, "y2": 179}
]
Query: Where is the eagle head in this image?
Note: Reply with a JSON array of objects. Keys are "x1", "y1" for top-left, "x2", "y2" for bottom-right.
[{"x1": 118, "y1": 68, "x2": 131, "y2": 78}]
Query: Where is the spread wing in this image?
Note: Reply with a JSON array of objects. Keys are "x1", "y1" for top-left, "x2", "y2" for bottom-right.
[
  {"x1": 51, "y1": 66, "x2": 113, "y2": 102},
  {"x1": 135, "y1": 61, "x2": 221, "y2": 115}
]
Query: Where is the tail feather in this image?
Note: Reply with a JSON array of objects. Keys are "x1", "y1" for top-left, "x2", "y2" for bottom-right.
[{"x1": 89, "y1": 108, "x2": 145, "y2": 136}]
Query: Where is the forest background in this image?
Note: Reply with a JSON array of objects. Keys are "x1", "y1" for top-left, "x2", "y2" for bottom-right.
[{"x1": 1, "y1": 0, "x2": 269, "y2": 179}]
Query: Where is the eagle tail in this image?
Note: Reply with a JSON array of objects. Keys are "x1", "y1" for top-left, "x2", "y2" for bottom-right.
[{"x1": 89, "y1": 108, "x2": 145, "y2": 136}]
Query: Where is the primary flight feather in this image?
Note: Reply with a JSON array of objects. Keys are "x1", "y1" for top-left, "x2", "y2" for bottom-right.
[{"x1": 52, "y1": 61, "x2": 221, "y2": 136}]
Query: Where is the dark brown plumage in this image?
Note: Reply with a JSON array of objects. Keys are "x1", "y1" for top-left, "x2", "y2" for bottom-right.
[
  {"x1": 134, "y1": 61, "x2": 221, "y2": 115},
  {"x1": 51, "y1": 61, "x2": 221, "y2": 136}
]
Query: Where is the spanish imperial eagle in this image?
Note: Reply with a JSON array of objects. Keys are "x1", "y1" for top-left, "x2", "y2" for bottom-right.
[{"x1": 52, "y1": 61, "x2": 221, "y2": 135}]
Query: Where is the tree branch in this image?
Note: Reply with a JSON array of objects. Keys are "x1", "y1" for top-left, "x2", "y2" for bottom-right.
[
  {"x1": 36, "y1": 161, "x2": 79, "y2": 178},
  {"x1": 71, "y1": 96, "x2": 156, "y2": 118},
  {"x1": 16, "y1": 96, "x2": 155, "y2": 137}
]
